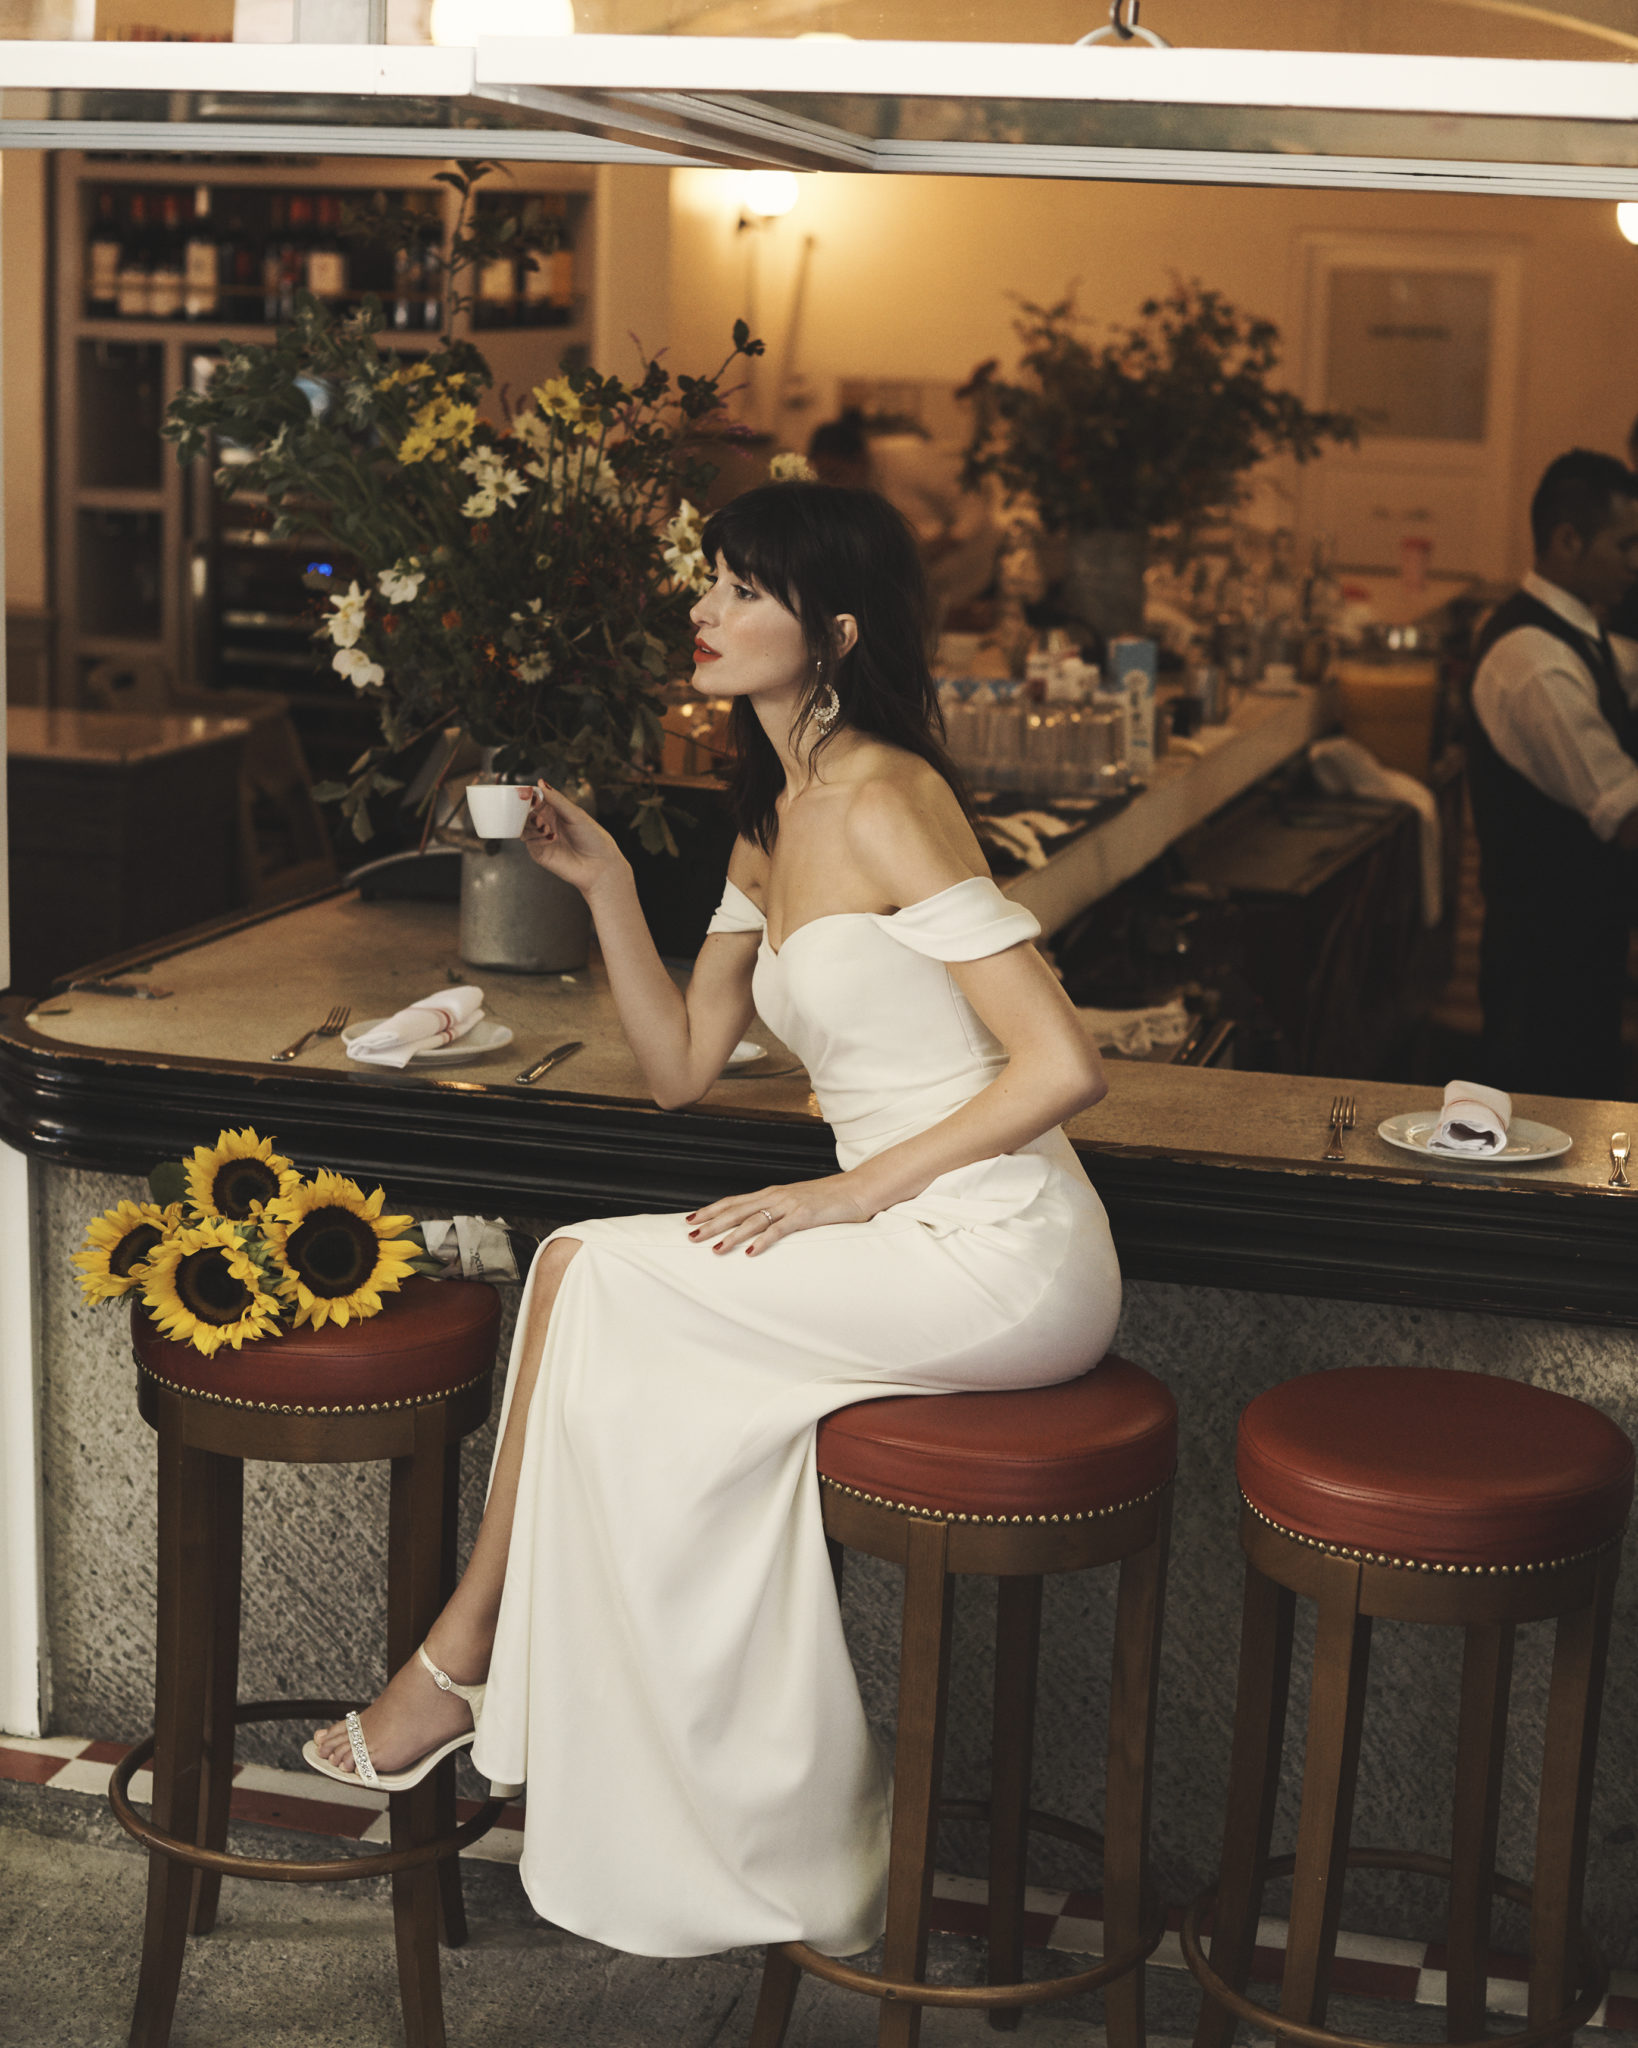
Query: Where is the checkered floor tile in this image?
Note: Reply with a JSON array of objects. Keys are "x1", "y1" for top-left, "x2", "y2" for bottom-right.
[{"x1": 3, "y1": 1734, "x2": 1633, "y2": 2031}]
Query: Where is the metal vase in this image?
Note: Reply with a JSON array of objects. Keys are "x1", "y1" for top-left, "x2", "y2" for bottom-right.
[
  {"x1": 459, "y1": 840, "x2": 591, "y2": 974},
  {"x1": 1062, "y1": 528, "x2": 1149, "y2": 642}
]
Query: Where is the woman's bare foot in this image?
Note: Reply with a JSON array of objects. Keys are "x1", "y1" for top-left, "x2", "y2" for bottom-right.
[{"x1": 310, "y1": 1630, "x2": 490, "y2": 1779}]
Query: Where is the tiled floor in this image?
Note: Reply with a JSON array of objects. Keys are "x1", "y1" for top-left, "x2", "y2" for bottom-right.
[{"x1": 4, "y1": 1731, "x2": 1634, "y2": 2036}]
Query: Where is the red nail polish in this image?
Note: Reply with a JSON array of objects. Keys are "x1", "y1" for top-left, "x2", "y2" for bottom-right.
[
  {"x1": 688, "y1": 1230, "x2": 700, "y2": 1240},
  {"x1": 745, "y1": 1245, "x2": 755, "y2": 1256},
  {"x1": 712, "y1": 1241, "x2": 724, "y2": 1252}
]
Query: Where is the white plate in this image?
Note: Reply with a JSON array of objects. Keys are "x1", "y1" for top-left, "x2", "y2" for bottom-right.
[
  {"x1": 342, "y1": 1017, "x2": 514, "y2": 1066},
  {"x1": 726, "y1": 1040, "x2": 765, "y2": 1067},
  {"x1": 1376, "y1": 1110, "x2": 1573, "y2": 1165}
]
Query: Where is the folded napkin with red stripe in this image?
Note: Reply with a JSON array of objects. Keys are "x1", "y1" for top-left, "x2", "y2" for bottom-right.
[
  {"x1": 1429, "y1": 1078, "x2": 1512, "y2": 1154},
  {"x1": 346, "y1": 985, "x2": 484, "y2": 1069}
]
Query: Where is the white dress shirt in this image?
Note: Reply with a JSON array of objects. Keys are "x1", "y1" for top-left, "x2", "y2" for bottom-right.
[{"x1": 1471, "y1": 571, "x2": 1638, "y2": 842}]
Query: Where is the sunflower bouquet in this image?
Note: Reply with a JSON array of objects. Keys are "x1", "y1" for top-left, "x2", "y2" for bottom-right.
[{"x1": 74, "y1": 1129, "x2": 437, "y2": 1357}]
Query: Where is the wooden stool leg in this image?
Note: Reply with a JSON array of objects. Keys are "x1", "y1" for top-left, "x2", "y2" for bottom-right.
[
  {"x1": 434, "y1": 1438, "x2": 468, "y2": 1954},
  {"x1": 128, "y1": 1401, "x2": 217, "y2": 2048},
  {"x1": 1103, "y1": 1493, "x2": 1172, "y2": 2048},
  {"x1": 1193, "y1": 1563, "x2": 1298, "y2": 2048},
  {"x1": 748, "y1": 1945, "x2": 805, "y2": 2048},
  {"x1": 188, "y1": 1455, "x2": 244, "y2": 1939},
  {"x1": 879, "y1": 1516, "x2": 955, "y2": 2048},
  {"x1": 1528, "y1": 1546, "x2": 1621, "y2": 2040},
  {"x1": 1279, "y1": 1557, "x2": 1372, "y2": 2037},
  {"x1": 1446, "y1": 1622, "x2": 1514, "y2": 2040},
  {"x1": 388, "y1": 1410, "x2": 456, "y2": 2048},
  {"x1": 986, "y1": 1573, "x2": 1044, "y2": 2032}
]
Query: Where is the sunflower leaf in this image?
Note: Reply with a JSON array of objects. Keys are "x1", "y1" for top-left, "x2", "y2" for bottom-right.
[{"x1": 149, "y1": 1161, "x2": 188, "y2": 1207}]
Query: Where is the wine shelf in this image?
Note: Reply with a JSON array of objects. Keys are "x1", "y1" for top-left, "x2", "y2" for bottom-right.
[{"x1": 53, "y1": 151, "x2": 597, "y2": 856}]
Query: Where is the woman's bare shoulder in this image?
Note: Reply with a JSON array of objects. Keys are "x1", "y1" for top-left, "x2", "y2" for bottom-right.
[{"x1": 842, "y1": 755, "x2": 985, "y2": 900}]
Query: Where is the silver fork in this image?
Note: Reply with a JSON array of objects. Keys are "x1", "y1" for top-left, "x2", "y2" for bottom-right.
[
  {"x1": 1323, "y1": 1093, "x2": 1356, "y2": 1161},
  {"x1": 1611, "y1": 1131, "x2": 1631, "y2": 1189},
  {"x1": 271, "y1": 1003, "x2": 350, "y2": 1062}
]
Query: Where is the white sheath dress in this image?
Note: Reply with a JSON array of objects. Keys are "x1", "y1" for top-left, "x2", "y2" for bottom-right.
[{"x1": 471, "y1": 874, "x2": 1122, "y2": 1959}]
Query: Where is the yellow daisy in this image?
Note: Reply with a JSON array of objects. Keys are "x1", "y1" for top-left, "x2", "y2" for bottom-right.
[
  {"x1": 141, "y1": 1220, "x2": 284, "y2": 1357},
  {"x1": 262, "y1": 1171, "x2": 419, "y2": 1330},
  {"x1": 73, "y1": 1200, "x2": 180, "y2": 1305},
  {"x1": 184, "y1": 1128, "x2": 301, "y2": 1222}
]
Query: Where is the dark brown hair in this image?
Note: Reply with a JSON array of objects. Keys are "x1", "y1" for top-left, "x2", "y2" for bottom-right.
[{"x1": 698, "y1": 482, "x2": 967, "y2": 850}]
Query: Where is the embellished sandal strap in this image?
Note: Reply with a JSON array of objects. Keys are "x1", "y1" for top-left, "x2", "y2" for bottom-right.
[
  {"x1": 343, "y1": 1710, "x2": 378, "y2": 1788},
  {"x1": 416, "y1": 1642, "x2": 486, "y2": 1710}
]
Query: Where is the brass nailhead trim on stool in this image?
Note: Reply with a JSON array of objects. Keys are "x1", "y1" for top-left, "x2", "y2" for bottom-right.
[
  {"x1": 134, "y1": 1357, "x2": 491, "y2": 1418},
  {"x1": 818, "y1": 1473, "x2": 1173, "y2": 1525},
  {"x1": 1241, "y1": 1494, "x2": 1620, "y2": 1577}
]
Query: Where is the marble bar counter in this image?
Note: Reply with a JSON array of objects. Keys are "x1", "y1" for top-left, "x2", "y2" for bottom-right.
[
  {"x1": 7, "y1": 884, "x2": 1638, "y2": 1972},
  {"x1": 2, "y1": 883, "x2": 1634, "y2": 1326}
]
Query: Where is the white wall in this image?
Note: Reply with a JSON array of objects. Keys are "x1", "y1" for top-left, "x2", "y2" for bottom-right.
[{"x1": 669, "y1": 169, "x2": 1638, "y2": 584}]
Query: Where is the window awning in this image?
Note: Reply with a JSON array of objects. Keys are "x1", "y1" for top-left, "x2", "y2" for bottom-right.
[{"x1": 3, "y1": 34, "x2": 1638, "y2": 195}]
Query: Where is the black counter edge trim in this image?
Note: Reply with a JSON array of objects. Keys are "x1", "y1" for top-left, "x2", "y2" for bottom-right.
[{"x1": 5, "y1": 1009, "x2": 1636, "y2": 1327}]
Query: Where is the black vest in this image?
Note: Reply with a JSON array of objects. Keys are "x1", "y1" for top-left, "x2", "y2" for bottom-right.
[{"x1": 1466, "y1": 588, "x2": 1638, "y2": 910}]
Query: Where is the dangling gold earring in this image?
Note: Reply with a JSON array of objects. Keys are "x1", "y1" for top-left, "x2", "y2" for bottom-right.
[{"x1": 814, "y1": 661, "x2": 841, "y2": 736}]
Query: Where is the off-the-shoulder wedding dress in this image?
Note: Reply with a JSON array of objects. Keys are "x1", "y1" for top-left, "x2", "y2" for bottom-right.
[{"x1": 471, "y1": 874, "x2": 1121, "y2": 1958}]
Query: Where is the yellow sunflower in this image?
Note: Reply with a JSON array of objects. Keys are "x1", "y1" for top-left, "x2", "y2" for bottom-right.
[
  {"x1": 141, "y1": 1219, "x2": 284, "y2": 1357},
  {"x1": 185, "y1": 1128, "x2": 301, "y2": 1222},
  {"x1": 262, "y1": 1171, "x2": 419, "y2": 1330},
  {"x1": 72, "y1": 1200, "x2": 180, "y2": 1305}
]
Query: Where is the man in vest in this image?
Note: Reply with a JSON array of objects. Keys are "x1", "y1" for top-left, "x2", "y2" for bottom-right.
[{"x1": 1468, "y1": 448, "x2": 1638, "y2": 1100}]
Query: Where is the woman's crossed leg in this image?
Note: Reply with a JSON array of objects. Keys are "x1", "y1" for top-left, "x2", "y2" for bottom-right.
[{"x1": 310, "y1": 1238, "x2": 580, "y2": 1777}]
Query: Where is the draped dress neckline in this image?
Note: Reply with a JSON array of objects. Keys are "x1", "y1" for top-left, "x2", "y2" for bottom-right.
[{"x1": 714, "y1": 874, "x2": 1029, "y2": 963}]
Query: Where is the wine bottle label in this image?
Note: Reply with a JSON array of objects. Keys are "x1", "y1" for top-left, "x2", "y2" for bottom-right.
[
  {"x1": 150, "y1": 267, "x2": 184, "y2": 320},
  {"x1": 307, "y1": 250, "x2": 348, "y2": 296},
  {"x1": 88, "y1": 241, "x2": 120, "y2": 300},
  {"x1": 117, "y1": 265, "x2": 149, "y2": 319},
  {"x1": 478, "y1": 255, "x2": 514, "y2": 301}
]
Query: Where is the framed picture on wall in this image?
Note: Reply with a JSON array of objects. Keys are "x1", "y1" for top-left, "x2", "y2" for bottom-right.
[{"x1": 1295, "y1": 231, "x2": 1524, "y2": 583}]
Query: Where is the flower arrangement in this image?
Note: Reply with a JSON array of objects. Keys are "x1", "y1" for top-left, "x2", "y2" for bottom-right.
[
  {"x1": 75, "y1": 1128, "x2": 434, "y2": 1355},
  {"x1": 961, "y1": 282, "x2": 1355, "y2": 539},
  {"x1": 161, "y1": 162, "x2": 761, "y2": 852}
]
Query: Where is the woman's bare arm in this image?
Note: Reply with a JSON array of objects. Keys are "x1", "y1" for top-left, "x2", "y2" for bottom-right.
[{"x1": 523, "y1": 785, "x2": 759, "y2": 1111}]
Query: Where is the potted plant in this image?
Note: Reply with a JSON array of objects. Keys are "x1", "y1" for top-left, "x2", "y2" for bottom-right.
[
  {"x1": 163, "y1": 162, "x2": 757, "y2": 971},
  {"x1": 961, "y1": 281, "x2": 1355, "y2": 641}
]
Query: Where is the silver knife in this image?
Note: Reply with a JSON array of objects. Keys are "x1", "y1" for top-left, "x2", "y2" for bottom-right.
[{"x1": 515, "y1": 1038, "x2": 585, "y2": 1085}]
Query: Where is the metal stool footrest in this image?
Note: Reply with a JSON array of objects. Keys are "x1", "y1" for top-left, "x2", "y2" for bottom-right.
[
  {"x1": 1181, "y1": 1848, "x2": 1608, "y2": 2048},
  {"x1": 110, "y1": 1700, "x2": 509, "y2": 1884},
  {"x1": 780, "y1": 1801, "x2": 1161, "y2": 2012}
]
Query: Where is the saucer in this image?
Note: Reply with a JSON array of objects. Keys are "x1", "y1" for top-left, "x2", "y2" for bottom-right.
[
  {"x1": 1377, "y1": 1110, "x2": 1572, "y2": 1165},
  {"x1": 343, "y1": 1017, "x2": 514, "y2": 1066}
]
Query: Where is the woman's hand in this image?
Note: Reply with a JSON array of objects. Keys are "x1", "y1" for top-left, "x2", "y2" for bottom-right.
[
  {"x1": 521, "y1": 782, "x2": 629, "y2": 899},
  {"x1": 688, "y1": 1175, "x2": 871, "y2": 1257}
]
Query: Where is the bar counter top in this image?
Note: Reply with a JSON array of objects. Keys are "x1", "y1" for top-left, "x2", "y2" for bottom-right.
[{"x1": 3, "y1": 887, "x2": 1635, "y2": 1325}]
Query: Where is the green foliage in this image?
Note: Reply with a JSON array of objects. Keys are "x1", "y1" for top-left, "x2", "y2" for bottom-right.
[
  {"x1": 961, "y1": 282, "x2": 1355, "y2": 537},
  {"x1": 163, "y1": 162, "x2": 760, "y2": 846},
  {"x1": 148, "y1": 1160, "x2": 188, "y2": 1207}
]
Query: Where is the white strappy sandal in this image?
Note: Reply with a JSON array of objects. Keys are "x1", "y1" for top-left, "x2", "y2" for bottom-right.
[{"x1": 302, "y1": 1643, "x2": 510, "y2": 1795}]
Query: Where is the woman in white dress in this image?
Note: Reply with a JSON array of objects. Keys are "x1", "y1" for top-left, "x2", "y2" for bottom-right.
[{"x1": 307, "y1": 481, "x2": 1122, "y2": 1959}]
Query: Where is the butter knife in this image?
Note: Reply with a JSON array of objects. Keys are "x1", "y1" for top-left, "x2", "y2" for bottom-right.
[{"x1": 516, "y1": 1038, "x2": 584, "y2": 1086}]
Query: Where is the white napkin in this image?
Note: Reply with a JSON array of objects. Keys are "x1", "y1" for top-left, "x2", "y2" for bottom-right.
[
  {"x1": 1076, "y1": 997, "x2": 1191, "y2": 1058},
  {"x1": 347, "y1": 985, "x2": 484, "y2": 1069},
  {"x1": 1429, "y1": 1078, "x2": 1512, "y2": 1154},
  {"x1": 421, "y1": 1217, "x2": 520, "y2": 1281},
  {"x1": 1309, "y1": 735, "x2": 1444, "y2": 928}
]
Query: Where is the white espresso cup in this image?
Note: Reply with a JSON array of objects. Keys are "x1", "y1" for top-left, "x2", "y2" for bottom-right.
[{"x1": 465, "y1": 783, "x2": 536, "y2": 838}]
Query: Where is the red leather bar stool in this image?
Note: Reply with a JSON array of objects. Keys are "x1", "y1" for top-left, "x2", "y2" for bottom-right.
[
  {"x1": 1184, "y1": 1367, "x2": 1634, "y2": 2048},
  {"x1": 749, "y1": 1355, "x2": 1178, "y2": 2048},
  {"x1": 111, "y1": 1278, "x2": 507, "y2": 2048}
]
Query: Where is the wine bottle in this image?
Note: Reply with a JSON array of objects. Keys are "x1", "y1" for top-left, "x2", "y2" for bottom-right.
[
  {"x1": 306, "y1": 195, "x2": 348, "y2": 303},
  {"x1": 281, "y1": 195, "x2": 312, "y2": 318},
  {"x1": 220, "y1": 203, "x2": 257, "y2": 324},
  {"x1": 476, "y1": 206, "x2": 516, "y2": 330},
  {"x1": 417, "y1": 197, "x2": 443, "y2": 332},
  {"x1": 149, "y1": 192, "x2": 185, "y2": 321},
  {"x1": 519, "y1": 195, "x2": 556, "y2": 329},
  {"x1": 262, "y1": 193, "x2": 286, "y2": 323},
  {"x1": 116, "y1": 193, "x2": 152, "y2": 320},
  {"x1": 86, "y1": 189, "x2": 121, "y2": 317},
  {"x1": 184, "y1": 185, "x2": 220, "y2": 322}
]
